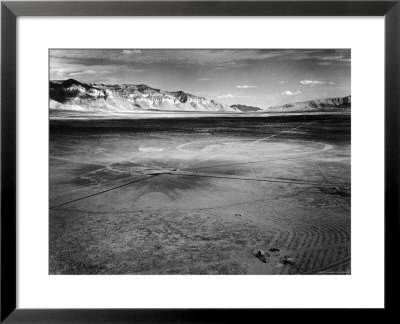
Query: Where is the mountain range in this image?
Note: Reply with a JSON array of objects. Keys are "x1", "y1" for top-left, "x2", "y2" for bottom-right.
[
  {"x1": 230, "y1": 104, "x2": 262, "y2": 112},
  {"x1": 267, "y1": 95, "x2": 351, "y2": 112},
  {"x1": 49, "y1": 79, "x2": 351, "y2": 115},
  {"x1": 50, "y1": 79, "x2": 238, "y2": 113}
]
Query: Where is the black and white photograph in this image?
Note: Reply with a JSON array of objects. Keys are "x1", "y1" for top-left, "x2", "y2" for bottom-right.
[{"x1": 49, "y1": 49, "x2": 351, "y2": 275}]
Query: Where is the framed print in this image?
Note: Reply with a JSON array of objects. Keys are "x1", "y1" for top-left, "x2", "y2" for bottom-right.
[
  {"x1": 48, "y1": 47, "x2": 352, "y2": 276},
  {"x1": 1, "y1": 0, "x2": 399, "y2": 322}
]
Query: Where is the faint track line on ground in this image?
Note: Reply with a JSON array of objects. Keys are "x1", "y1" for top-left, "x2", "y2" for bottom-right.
[
  {"x1": 184, "y1": 142, "x2": 332, "y2": 171},
  {"x1": 50, "y1": 156, "x2": 105, "y2": 167},
  {"x1": 255, "y1": 122, "x2": 315, "y2": 143},
  {"x1": 49, "y1": 172, "x2": 151, "y2": 198},
  {"x1": 176, "y1": 137, "x2": 232, "y2": 153},
  {"x1": 49, "y1": 175, "x2": 158, "y2": 209},
  {"x1": 178, "y1": 122, "x2": 315, "y2": 169},
  {"x1": 169, "y1": 172, "x2": 349, "y2": 188}
]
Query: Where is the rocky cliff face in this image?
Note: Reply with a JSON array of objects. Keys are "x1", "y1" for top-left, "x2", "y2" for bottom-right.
[
  {"x1": 267, "y1": 95, "x2": 351, "y2": 112},
  {"x1": 50, "y1": 79, "x2": 238, "y2": 113}
]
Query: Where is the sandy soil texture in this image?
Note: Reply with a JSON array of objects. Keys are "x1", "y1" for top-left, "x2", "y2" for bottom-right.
[{"x1": 49, "y1": 114, "x2": 351, "y2": 274}]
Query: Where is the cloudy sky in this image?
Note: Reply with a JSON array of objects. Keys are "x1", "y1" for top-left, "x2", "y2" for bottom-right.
[{"x1": 50, "y1": 49, "x2": 350, "y2": 108}]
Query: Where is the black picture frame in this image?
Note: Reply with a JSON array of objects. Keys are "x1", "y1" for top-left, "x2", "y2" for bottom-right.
[{"x1": 1, "y1": 1, "x2": 399, "y2": 322}]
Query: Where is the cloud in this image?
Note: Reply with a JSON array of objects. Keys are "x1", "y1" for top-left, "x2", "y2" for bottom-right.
[
  {"x1": 290, "y1": 50, "x2": 351, "y2": 65},
  {"x1": 217, "y1": 94, "x2": 250, "y2": 99},
  {"x1": 215, "y1": 61, "x2": 247, "y2": 70},
  {"x1": 300, "y1": 80, "x2": 336, "y2": 86},
  {"x1": 122, "y1": 49, "x2": 142, "y2": 54},
  {"x1": 197, "y1": 77, "x2": 211, "y2": 81},
  {"x1": 279, "y1": 81, "x2": 288, "y2": 84},
  {"x1": 320, "y1": 55, "x2": 350, "y2": 63},
  {"x1": 217, "y1": 94, "x2": 236, "y2": 98},
  {"x1": 236, "y1": 85, "x2": 257, "y2": 89},
  {"x1": 51, "y1": 49, "x2": 351, "y2": 69},
  {"x1": 67, "y1": 69, "x2": 98, "y2": 77},
  {"x1": 50, "y1": 49, "x2": 351, "y2": 75},
  {"x1": 300, "y1": 80, "x2": 325, "y2": 85},
  {"x1": 281, "y1": 90, "x2": 302, "y2": 96}
]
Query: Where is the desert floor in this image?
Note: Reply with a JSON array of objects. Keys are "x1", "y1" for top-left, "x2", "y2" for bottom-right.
[{"x1": 49, "y1": 114, "x2": 350, "y2": 274}]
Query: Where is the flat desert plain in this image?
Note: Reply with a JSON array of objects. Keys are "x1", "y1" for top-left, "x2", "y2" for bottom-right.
[{"x1": 49, "y1": 114, "x2": 351, "y2": 274}]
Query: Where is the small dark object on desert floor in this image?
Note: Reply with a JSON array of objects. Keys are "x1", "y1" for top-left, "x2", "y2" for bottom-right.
[
  {"x1": 253, "y1": 249, "x2": 266, "y2": 256},
  {"x1": 253, "y1": 249, "x2": 270, "y2": 263},
  {"x1": 269, "y1": 248, "x2": 280, "y2": 252},
  {"x1": 281, "y1": 256, "x2": 295, "y2": 266}
]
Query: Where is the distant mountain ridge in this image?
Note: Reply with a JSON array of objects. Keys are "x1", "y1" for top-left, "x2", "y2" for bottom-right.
[
  {"x1": 267, "y1": 95, "x2": 351, "y2": 112},
  {"x1": 230, "y1": 104, "x2": 262, "y2": 112},
  {"x1": 50, "y1": 79, "x2": 238, "y2": 113}
]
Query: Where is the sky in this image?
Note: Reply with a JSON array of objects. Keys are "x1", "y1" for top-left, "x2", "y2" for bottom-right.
[{"x1": 50, "y1": 49, "x2": 350, "y2": 108}]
